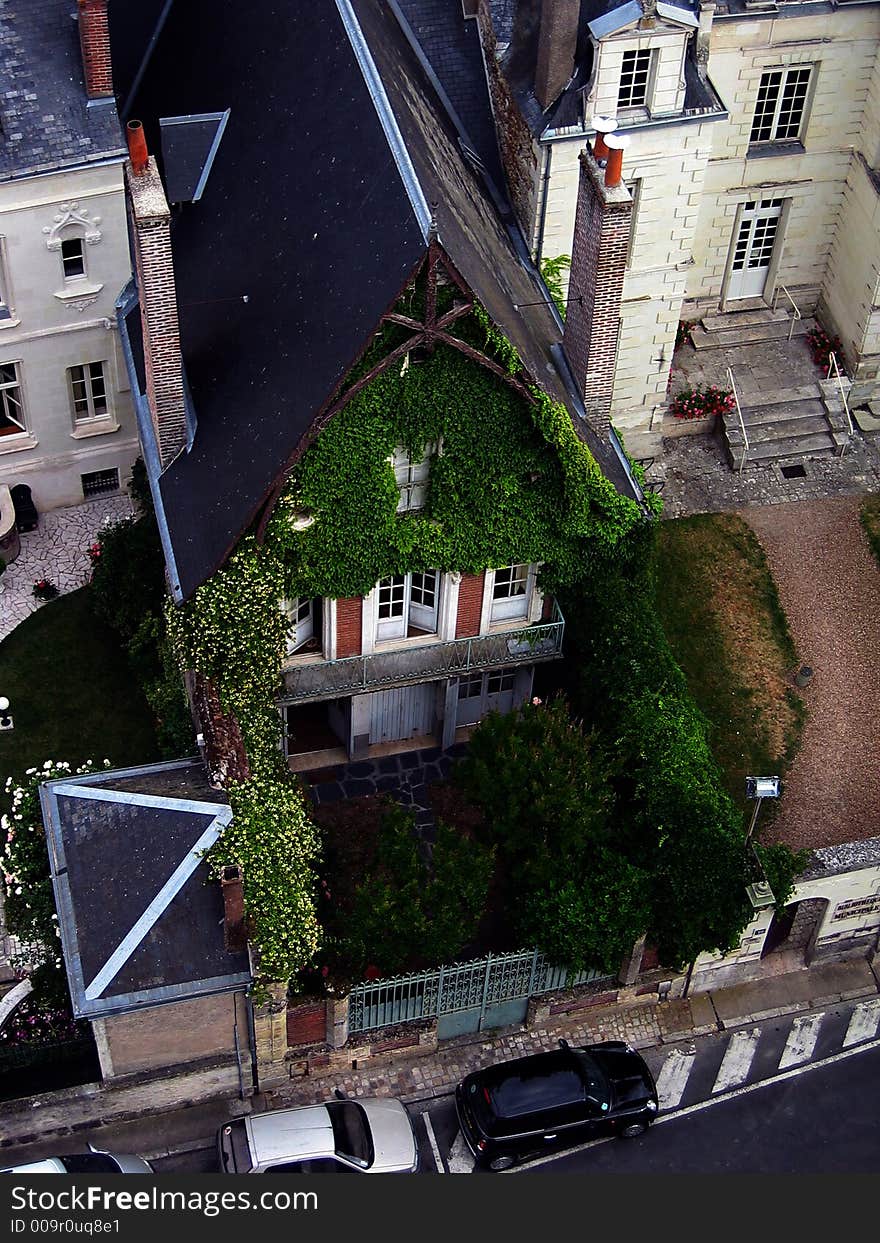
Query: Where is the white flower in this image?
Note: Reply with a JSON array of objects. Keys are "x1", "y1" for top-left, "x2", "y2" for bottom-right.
[{"x1": 14, "y1": 886, "x2": 21, "y2": 895}]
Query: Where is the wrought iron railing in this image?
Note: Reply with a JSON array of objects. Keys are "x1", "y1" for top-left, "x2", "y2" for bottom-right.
[
  {"x1": 280, "y1": 604, "x2": 565, "y2": 704},
  {"x1": 348, "y1": 948, "x2": 610, "y2": 1035},
  {"x1": 727, "y1": 366, "x2": 749, "y2": 472}
]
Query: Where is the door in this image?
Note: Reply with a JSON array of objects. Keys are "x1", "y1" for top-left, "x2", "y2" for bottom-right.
[
  {"x1": 375, "y1": 572, "x2": 440, "y2": 641},
  {"x1": 455, "y1": 670, "x2": 517, "y2": 727},
  {"x1": 369, "y1": 683, "x2": 436, "y2": 744},
  {"x1": 727, "y1": 198, "x2": 783, "y2": 301},
  {"x1": 282, "y1": 597, "x2": 315, "y2": 655}
]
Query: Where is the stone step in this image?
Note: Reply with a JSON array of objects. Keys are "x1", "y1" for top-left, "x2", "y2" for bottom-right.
[
  {"x1": 726, "y1": 431, "x2": 836, "y2": 464},
  {"x1": 691, "y1": 319, "x2": 809, "y2": 350},
  {"x1": 735, "y1": 384, "x2": 822, "y2": 407},
  {"x1": 725, "y1": 413, "x2": 831, "y2": 445},
  {"x1": 701, "y1": 308, "x2": 789, "y2": 331},
  {"x1": 727, "y1": 398, "x2": 827, "y2": 428}
]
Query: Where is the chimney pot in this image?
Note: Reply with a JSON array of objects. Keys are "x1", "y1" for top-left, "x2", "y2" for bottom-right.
[
  {"x1": 591, "y1": 115, "x2": 617, "y2": 163},
  {"x1": 604, "y1": 134, "x2": 628, "y2": 187},
  {"x1": 127, "y1": 120, "x2": 149, "y2": 175}
]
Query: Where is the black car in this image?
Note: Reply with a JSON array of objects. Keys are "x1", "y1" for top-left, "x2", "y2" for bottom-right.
[{"x1": 455, "y1": 1039, "x2": 659, "y2": 1170}]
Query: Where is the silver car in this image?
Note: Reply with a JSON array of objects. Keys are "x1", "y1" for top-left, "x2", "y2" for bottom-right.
[
  {"x1": 1, "y1": 1146, "x2": 152, "y2": 1174},
  {"x1": 218, "y1": 1097, "x2": 419, "y2": 1174}
]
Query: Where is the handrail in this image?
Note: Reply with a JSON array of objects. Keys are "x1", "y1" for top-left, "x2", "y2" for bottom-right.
[
  {"x1": 826, "y1": 351, "x2": 854, "y2": 456},
  {"x1": 727, "y1": 366, "x2": 749, "y2": 472},
  {"x1": 773, "y1": 284, "x2": 801, "y2": 342}
]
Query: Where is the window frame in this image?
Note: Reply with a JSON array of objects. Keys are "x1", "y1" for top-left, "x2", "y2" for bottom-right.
[
  {"x1": 375, "y1": 570, "x2": 441, "y2": 641},
  {"x1": 0, "y1": 361, "x2": 28, "y2": 440},
  {"x1": 617, "y1": 48, "x2": 654, "y2": 111},
  {"x1": 490, "y1": 563, "x2": 534, "y2": 623},
  {"x1": 60, "y1": 234, "x2": 87, "y2": 282},
  {"x1": 749, "y1": 65, "x2": 815, "y2": 146},
  {"x1": 390, "y1": 442, "x2": 437, "y2": 512},
  {"x1": 68, "y1": 360, "x2": 111, "y2": 424}
]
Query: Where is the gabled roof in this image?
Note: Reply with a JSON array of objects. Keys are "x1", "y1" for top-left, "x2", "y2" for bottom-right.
[
  {"x1": 0, "y1": 0, "x2": 124, "y2": 181},
  {"x1": 41, "y1": 761, "x2": 250, "y2": 1019},
  {"x1": 112, "y1": 0, "x2": 635, "y2": 600}
]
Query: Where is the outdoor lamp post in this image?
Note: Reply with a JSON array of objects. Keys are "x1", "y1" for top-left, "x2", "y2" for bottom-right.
[
  {"x1": 745, "y1": 775, "x2": 780, "y2": 909},
  {"x1": 0, "y1": 695, "x2": 12, "y2": 731}
]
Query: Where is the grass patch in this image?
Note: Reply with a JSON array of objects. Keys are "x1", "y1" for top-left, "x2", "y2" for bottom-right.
[
  {"x1": 0, "y1": 587, "x2": 161, "y2": 784},
  {"x1": 860, "y1": 494, "x2": 880, "y2": 566},
  {"x1": 654, "y1": 513, "x2": 806, "y2": 814}
]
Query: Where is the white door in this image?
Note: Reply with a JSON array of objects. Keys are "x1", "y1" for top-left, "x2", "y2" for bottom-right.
[
  {"x1": 369, "y1": 684, "x2": 436, "y2": 744},
  {"x1": 282, "y1": 597, "x2": 314, "y2": 655},
  {"x1": 375, "y1": 572, "x2": 440, "y2": 641},
  {"x1": 727, "y1": 199, "x2": 783, "y2": 301},
  {"x1": 455, "y1": 670, "x2": 517, "y2": 727}
]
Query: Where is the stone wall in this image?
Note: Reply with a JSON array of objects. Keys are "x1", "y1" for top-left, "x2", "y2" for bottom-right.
[{"x1": 95, "y1": 991, "x2": 247, "y2": 1079}]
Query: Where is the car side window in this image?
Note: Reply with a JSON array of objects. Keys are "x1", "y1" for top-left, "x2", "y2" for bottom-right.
[{"x1": 264, "y1": 1158, "x2": 356, "y2": 1173}]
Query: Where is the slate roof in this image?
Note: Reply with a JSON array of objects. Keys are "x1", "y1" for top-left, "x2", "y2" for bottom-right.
[
  {"x1": 111, "y1": 0, "x2": 638, "y2": 601},
  {"x1": 41, "y1": 761, "x2": 250, "y2": 1020},
  {"x1": 0, "y1": 0, "x2": 124, "y2": 181}
]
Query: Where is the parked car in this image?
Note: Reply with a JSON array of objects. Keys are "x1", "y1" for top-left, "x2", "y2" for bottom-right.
[
  {"x1": 1, "y1": 1146, "x2": 153, "y2": 1174},
  {"x1": 218, "y1": 1096, "x2": 419, "y2": 1174},
  {"x1": 455, "y1": 1038, "x2": 659, "y2": 1170}
]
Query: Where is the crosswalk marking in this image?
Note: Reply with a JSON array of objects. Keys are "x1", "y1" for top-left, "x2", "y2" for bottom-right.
[
  {"x1": 447, "y1": 1131, "x2": 475, "y2": 1174},
  {"x1": 842, "y1": 998, "x2": 880, "y2": 1047},
  {"x1": 779, "y1": 1013, "x2": 823, "y2": 1068},
  {"x1": 655, "y1": 1047, "x2": 696, "y2": 1111},
  {"x1": 712, "y1": 1027, "x2": 761, "y2": 1093}
]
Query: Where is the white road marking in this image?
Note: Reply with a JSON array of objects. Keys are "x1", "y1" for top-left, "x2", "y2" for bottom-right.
[
  {"x1": 447, "y1": 1130, "x2": 476, "y2": 1174},
  {"x1": 778, "y1": 1013, "x2": 823, "y2": 1068},
  {"x1": 421, "y1": 1111, "x2": 444, "y2": 1173},
  {"x1": 505, "y1": 1034, "x2": 880, "y2": 1172},
  {"x1": 712, "y1": 1027, "x2": 761, "y2": 1093},
  {"x1": 842, "y1": 998, "x2": 880, "y2": 1047},
  {"x1": 654, "y1": 1047, "x2": 696, "y2": 1110}
]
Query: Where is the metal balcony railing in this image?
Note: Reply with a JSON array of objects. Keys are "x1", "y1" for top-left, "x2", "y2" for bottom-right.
[{"x1": 279, "y1": 603, "x2": 565, "y2": 704}]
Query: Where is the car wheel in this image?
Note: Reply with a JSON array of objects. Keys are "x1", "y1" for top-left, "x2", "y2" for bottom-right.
[
  {"x1": 488, "y1": 1154, "x2": 517, "y2": 1171},
  {"x1": 618, "y1": 1121, "x2": 648, "y2": 1139}
]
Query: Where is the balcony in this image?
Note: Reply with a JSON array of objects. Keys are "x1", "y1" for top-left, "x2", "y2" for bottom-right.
[{"x1": 280, "y1": 604, "x2": 565, "y2": 704}]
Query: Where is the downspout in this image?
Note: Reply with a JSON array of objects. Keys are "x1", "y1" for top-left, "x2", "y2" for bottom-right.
[{"x1": 535, "y1": 139, "x2": 553, "y2": 265}]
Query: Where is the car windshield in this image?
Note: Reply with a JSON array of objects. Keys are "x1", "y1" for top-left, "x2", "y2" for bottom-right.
[
  {"x1": 58, "y1": 1154, "x2": 120, "y2": 1174},
  {"x1": 577, "y1": 1052, "x2": 612, "y2": 1111},
  {"x1": 326, "y1": 1101, "x2": 374, "y2": 1167}
]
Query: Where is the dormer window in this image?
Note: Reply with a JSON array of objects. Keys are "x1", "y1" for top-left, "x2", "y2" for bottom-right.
[
  {"x1": 618, "y1": 49, "x2": 652, "y2": 109},
  {"x1": 390, "y1": 442, "x2": 436, "y2": 512},
  {"x1": 61, "y1": 236, "x2": 86, "y2": 280}
]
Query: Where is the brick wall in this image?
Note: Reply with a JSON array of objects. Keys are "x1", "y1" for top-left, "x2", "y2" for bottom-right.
[
  {"x1": 286, "y1": 1000, "x2": 327, "y2": 1048},
  {"x1": 455, "y1": 572, "x2": 485, "y2": 637},
  {"x1": 78, "y1": 0, "x2": 113, "y2": 99},
  {"x1": 562, "y1": 148, "x2": 632, "y2": 436},
  {"x1": 103, "y1": 993, "x2": 241, "y2": 1077},
  {"x1": 335, "y1": 597, "x2": 362, "y2": 658},
  {"x1": 126, "y1": 157, "x2": 187, "y2": 468}
]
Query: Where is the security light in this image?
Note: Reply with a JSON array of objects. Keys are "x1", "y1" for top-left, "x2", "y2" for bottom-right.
[{"x1": 746, "y1": 776, "x2": 780, "y2": 800}]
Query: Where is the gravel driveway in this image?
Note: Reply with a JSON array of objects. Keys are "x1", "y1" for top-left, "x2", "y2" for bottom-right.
[{"x1": 742, "y1": 495, "x2": 880, "y2": 852}]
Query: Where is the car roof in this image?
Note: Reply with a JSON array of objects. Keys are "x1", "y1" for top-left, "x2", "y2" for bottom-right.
[
  {"x1": 1, "y1": 1159, "x2": 67, "y2": 1174},
  {"x1": 246, "y1": 1105, "x2": 335, "y2": 1166},
  {"x1": 481, "y1": 1050, "x2": 588, "y2": 1119}
]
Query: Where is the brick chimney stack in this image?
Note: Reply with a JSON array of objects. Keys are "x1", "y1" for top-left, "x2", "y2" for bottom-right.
[
  {"x1": 562, "y1": 141, "x2": 633, "y2": 437},
  {"x1": 535, "y1": 0, "x2": 581, "y2": 110},
  {"x1": 125, "y1": 122, "x2": 187, "y2": 469},
  {"x1": 77, "y1": 0, "x2": 114, "y2": 99}
]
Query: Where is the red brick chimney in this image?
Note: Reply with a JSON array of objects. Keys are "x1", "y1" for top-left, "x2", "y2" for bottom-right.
[
  {"x1": 562, "y1": 139, "x2": 633, "y2": 437},
  {"x1": 221, "y1": 865, "x2": 248, "y2": 953},
  {"x1": 125, "y1": 121, "x2": 187, "y2": 469},
  {"x1": 77, "y1": 0, "x2": 114, "y2": 99},
  {"x1": 535, "y1": 0, "x2": 581, "y2": 110}
]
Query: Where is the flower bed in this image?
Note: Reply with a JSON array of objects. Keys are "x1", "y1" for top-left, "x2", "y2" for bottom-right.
[
  {"x1": 32, "y1": 579, "x2": 59, "y2": 601},
  {"x1": 806, "y1": 325, "x2": 844, "y2": 374},
  {"x1": 669, "y1": 385, "x2": 736, "y2": 421}
]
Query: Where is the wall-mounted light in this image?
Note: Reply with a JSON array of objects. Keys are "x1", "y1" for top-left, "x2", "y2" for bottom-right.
[{"x1": 0, "y1": 695, "x2": 13, "y2": 731}]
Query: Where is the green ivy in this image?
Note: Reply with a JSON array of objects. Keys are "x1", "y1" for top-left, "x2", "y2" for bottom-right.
[{"x1": 172, "y1": 285, "x2": 646, "y2": 985}]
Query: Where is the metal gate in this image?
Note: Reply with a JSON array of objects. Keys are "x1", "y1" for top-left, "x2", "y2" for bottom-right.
[{"x1": 347, "y1": 949, "x2": 611, "y2": 1038}]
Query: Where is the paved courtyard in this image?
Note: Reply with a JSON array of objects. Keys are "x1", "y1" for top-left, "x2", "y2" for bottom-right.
[{"x1": 0, "y1": 493, "x2": 133, "y2": 643}]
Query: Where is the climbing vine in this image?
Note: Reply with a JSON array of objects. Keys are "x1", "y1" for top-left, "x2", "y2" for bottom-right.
[{"x1": 172, "y1": 280, "x2": 647, "y2": 984}]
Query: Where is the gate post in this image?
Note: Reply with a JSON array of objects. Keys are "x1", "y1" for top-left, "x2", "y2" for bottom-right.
[
  {"x1": 478, "y1": 953, "x2": 493, "y2": 1031},
  {"x1": 326, "y1": 992, "x2": 350, "y2": 1050}
]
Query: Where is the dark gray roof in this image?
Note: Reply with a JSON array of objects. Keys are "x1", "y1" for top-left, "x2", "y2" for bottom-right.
[
  {"x1": 0, "y1": 0, "x2": 124, "y2": 181},
  {"x1": 113, "y1": 0, "x2": 636, "y2": 600},
  {"x1": 41, "y1": 761, "x2": 250, "y2": 1020}
]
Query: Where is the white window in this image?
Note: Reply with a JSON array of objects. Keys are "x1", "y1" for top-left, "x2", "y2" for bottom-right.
[
  {"x1": 281, "y1": 597, "x2": 320, "y2": 656},
  {"x1": 490, "y1": 563, "x2": 533, "y2": 622},
  {"x1": 61, "y1": 235, "x2": 86, "y2": 281},
  {"x1": 69, "y1": 362, "x2": 109, "y2": 422},
  {"x1": 0, "y1": 240, "x2": 11, "y2": 321},
  {"x1": 0, "y1": 362, "x2": 26, "y2": 438},
  {"x1": 375, "y1": 570, "x2": 440, "y2": 640},
  {"x1": 390, "y1": 443, "x2": 435, "y2": 512},
  {"x1": 750, "y1": 67, "x2": 813, "y2": 144},
  {"x1": 618, "y1": 49, "x2": 652, "y2": 109}
]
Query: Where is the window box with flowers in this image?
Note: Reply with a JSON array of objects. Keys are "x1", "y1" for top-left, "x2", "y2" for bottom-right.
[{"x1": 669, "y1": 385, "x2": 736, "y2": 422}]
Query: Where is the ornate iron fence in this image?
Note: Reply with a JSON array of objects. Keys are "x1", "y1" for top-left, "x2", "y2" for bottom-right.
[{"x1": 348, "y1": 949, "x2": 611, "y2": 1036}]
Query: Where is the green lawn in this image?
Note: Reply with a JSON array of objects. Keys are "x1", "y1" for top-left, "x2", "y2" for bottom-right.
[
  {"x1": 654, "y1": 513, "x2": 806, "y2": 814},
  {"x1": 0, "y1": 587, "x2": 160, "y2": 787}
]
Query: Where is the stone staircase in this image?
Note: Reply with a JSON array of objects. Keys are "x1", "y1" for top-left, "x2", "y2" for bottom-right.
[
  {"x1": 690, "y1": 307, "x2": 810, "y2": 350},
  {"x1": 723, "y1": 380, "x2": 853, "y2": 468}
]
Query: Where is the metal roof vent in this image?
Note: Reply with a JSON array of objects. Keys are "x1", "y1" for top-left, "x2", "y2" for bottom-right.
[{"x1": 159, "y1": 109, "x2": 231, "y2": 204}]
